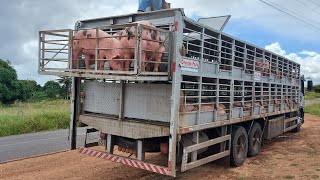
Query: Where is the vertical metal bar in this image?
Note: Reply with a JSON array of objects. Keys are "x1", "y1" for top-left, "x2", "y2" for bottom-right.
[
  {"x1": 168, "y1": 12, "x2": 183, "y2": 177},
  {"x1": 137, "y1": 140, "x2": 145, "y2": 161},
  {"x1": 107, "y1": 134, "x2": 114, "y2": 154},
  {"x1": 191, "y1": 131, "x2": 199, "y2": 162},
  {"x1": 95, "y1": 28, "x2": 99, "y2": 71},
  {"x1": 231, "y1": 39, "x2": 235, "y2": 76},
  {"x1": 138, "y1": 24, "x2": 143, "y2": 73},
  {"x1": 220, "y1": 126, "x2": 227, "y2": 152},
  {"x1": 252, "y1": 47, "x2": 256, "y2": 115},
  {"x1": 217, "y1": 34, "x2": 222, "y2": 72},
  {"x1": 168, "y1": 31, "x2": 173, "y2": 77},
  {"x1": 241, "y1": 81, "x2": 245, "y2": 117},
  {"x1": 41, "y1": 34, "x2": 46, "y2": 69},
  {"x1": 38, "y1": 32, "x2": 42, "y2": 71},
  {"x1": 197, "y1": 27, "x2": 205, "y2": 125},
  {"x1": 119, "y1": 80, "x2": 125, "y2": 120},
  {"x1": 68, "y1": 30, "x2": 73, "y2": 69},
  {"x1": 70, "y1": 77, "x2": 80, "y2": 150},
  {"x1": 216, "y1": 78, "x2": 220, "y2": 121},
  {"x1": 134, "y1": 24, "x2": 139, "y2": 74}
]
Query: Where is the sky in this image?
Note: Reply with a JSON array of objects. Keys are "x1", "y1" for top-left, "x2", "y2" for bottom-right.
[{"x1": 0, "y1": 0, "x2": 319, "y2": 85}]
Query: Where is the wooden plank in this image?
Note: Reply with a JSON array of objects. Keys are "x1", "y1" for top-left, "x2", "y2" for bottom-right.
[{"x1": 185, "y1": 135, "x2": 230, "y2": 153}]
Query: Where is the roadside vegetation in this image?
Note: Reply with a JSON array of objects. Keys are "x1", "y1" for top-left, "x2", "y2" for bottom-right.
[
  {"x1": 0, "y1": 100, "x2": 70, "y2": 137},
  {"x1": 305, "y1": 91, "x2": 320, "y2": 100},
  {"x1": 305, "y1": 103, "x2": 320, "y2": 117},
  {"x1": 0, "y1": 59, "x2": 71, "y2": 137}
]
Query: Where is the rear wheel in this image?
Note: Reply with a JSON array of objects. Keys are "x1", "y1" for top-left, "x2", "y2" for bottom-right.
[
  {"x1": 231, "y1": 126, "x2": 248, "y2": 166},
  {"x1": 248, "y1": 123, "x2": 262, "y2": 157}
]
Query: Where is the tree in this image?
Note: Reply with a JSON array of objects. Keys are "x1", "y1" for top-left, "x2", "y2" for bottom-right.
[
  {"x1": 57, "y1": 77, "x2": 72, "y2": 99},
  {"x1": 43, "y1": 80, "x2": 62, "y2": 99},
  {"x1": 0, "y1": 59, "x2": 20, "y2": 104},
  {"x1": 17, "y1": 80, "x2": 37, "y2": 101},
  {"x1": 314, "y1": 85, "x2": 320, "y2": 93}
]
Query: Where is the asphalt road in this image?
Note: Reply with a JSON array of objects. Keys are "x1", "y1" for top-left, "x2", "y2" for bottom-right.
[
  {"x1": 0, "y1": 127, "x2": 99, "y2": 162},
  {"x1": 305, "y1": 98, "x2": 320, "y2": 106}
]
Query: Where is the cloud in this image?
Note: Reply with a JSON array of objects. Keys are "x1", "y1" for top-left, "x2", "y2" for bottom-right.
[
  {"x1": 265, "y1": 42, "x2": 286, "y2": 56},
  {"x1": 265, "y1": 42, "x2": 320, "y2": 83},
  {"x1": 299, "y1": 50, "x2": 318, "y2": 57}
]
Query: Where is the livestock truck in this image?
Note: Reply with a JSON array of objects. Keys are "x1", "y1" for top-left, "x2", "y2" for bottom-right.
[{"x1": 38, "y1": 8, "x2": 305, "y2": 177}]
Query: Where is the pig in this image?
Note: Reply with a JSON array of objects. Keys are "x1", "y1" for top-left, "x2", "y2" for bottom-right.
[
  {"x1": 233, "y1": 102, "x2": 242, "y2": 107},
  {"x1": 145, "y1": 38, "x2": 166, "y2": 72},
  {"x1": 137, "y1": 21, "x2": 165, "y2": 72},
  {"x1": 277, "y1": 71, "x2": 283, "y2": 79},
  {"x1": 216, "y1": 104, "x2": 226, "y2": 115},
  {"x1": 262, "y1": 60, "x2": 270, "y2": 76},
  {"x1": 118, "y1": 21, "x2": 165, "y2": 72},
  {"x1": 200, "y1": 104, "x2": 215, "y2": 111},
  {"x1": 244, "y1": 102, "x2": 252, "y2": 111},
  {"x1": 113, "y1": 28, "x2": 135, "y2": 71},
  {"x1": 255, "y1": 58, "x2": 263, "y2": 72},
  {"x1": 72, "y1": 29, "x2": 123, "y2": 71},
  {"x1": 179, "y1": 91, "x2": 197, "y2": 112},
  {"x1": 180, "y1": 44, "x2": 187, "y2": 56}
]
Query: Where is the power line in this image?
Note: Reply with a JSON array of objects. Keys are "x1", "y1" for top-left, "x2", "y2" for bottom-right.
[
  {"x1": 306, "y1": 0, "x2": 320, "y2": 9},
  {"x1": 269, "y1": 0, "x2": 320, "y2": 25},
  {"x1": 295, "y1": 0, "x2": 320, "y2": 16},
  {"x1": 258, "y1": 0, "x2": 320, "y2": 32}
]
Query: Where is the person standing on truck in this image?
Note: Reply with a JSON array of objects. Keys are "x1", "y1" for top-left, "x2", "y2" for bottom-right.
[{"x1": 137, "y1": 0, "x2": 170, "y2": 12}]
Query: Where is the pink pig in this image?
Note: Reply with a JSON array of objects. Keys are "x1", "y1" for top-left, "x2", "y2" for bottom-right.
[
  {"x1": 216, "y1": 104, "x2": 226, "y2": 115},
  {"x1": 72, "y1": 29, "x2": 123, "y2": 71},
  {"x1": 115, "y1": 21, "x2": 165, "y2": 72},
  {"x1": 200, "y1": 104, "x2": 215, "y2": 111}
]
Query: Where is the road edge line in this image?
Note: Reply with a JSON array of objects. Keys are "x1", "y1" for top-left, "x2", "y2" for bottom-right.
[{"x1": 0, "y1": 149, "x2": 71, "y2": 165}]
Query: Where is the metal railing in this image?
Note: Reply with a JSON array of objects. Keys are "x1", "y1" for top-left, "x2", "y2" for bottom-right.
[{"x1": 38, "y1": 23, "x2": 172, "y2": 80}]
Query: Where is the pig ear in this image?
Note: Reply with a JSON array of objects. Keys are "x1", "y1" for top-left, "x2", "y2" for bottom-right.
[
  {"x1": 112, "y1": 54, "x2": 121, "y2": 59},
  {"x1": 125, "y1": 27, "x2": 134, "y2": 40},
  {"x1": 151, "y1": 30, "x2": 157, "y2": 40}
]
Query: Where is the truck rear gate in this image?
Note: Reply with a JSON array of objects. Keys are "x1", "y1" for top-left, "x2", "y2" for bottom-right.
[{"x1": 38, "y1": 9, "x2": 303, "y2": 177}]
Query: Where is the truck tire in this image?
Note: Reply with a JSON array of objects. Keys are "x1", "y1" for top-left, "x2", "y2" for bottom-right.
[
  {"x1": 248, "y1": 123, "x2": 262, "y2": 157},
  {"x1": 292, "y1": 109, "x2": 303, "y2": 133},
  {"x1": 291, "y1": 126, "x2": 301, "y2": 133},
  {"x1": 231, "y1": 126, "x2": 248, "y2": 166}
]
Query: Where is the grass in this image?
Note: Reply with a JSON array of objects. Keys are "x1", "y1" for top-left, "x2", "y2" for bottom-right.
[
  {"x1": 0, "y1": 100, "x2": 70, "y2": 137},
  {"x1": 305, "y1": 103, "x2": 320, "y2": 116},
  {"x1": 305, "y1": 91, "x2": 320, "y2": 100}
]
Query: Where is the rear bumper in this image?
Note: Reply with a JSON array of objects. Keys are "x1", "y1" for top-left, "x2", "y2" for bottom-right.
[
  {"x1": 79, "y1": 114, "x2": 170, "y2": 139},
  {"x1": 79, "y1": 147, "x2": 170, "y2": 176}
]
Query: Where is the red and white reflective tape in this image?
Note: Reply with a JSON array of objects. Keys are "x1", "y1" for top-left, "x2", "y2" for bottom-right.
[{"x1": 79, "y1": 147, "x2": 169, "y2": 176}]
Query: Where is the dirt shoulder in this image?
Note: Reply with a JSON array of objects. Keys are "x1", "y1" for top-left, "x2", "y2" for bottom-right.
[{"x1": 0, "y1": 114, "x2": 320, "y2": 180}]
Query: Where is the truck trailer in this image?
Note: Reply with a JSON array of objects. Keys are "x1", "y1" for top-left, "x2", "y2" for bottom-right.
[{"x1": 38, "y1": 9, "x2": 304, "y2": 177}]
